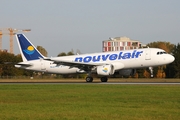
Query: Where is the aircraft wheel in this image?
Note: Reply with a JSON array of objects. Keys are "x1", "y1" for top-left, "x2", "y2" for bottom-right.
[
  {"x1": 101, "y1": 77, "x2": 108, "y2": 82},
  {"x1": 86, "y1": 77, "x2": 93, "y2": 82}
]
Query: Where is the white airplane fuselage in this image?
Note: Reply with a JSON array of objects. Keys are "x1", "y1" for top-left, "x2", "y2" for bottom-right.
[
  {"x1": 15, "y1": 48, "x2": 174, "y2": 74},
  {"x1": 15, "y1": 34, "x2": 175, "y2": 82}
]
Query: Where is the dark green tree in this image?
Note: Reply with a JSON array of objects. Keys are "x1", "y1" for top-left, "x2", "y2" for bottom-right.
[
  {"x1": 67, "y1": 51, "x2": 74, "y2": 56},
  {"x1": 0, "y1": 52, "x2": 33, "y2": 77},
  {"x1": 136, "y1": 69, "x2": 144, "y2": 78},
  {"x1": 166, "y1": 43, "x2": 180, "y2": 78},
  {"x1": 57, "y1": 52, "x2": 66, "y2": 57},
  {"x1": 0, "y1": 52, "x2": 16, "y2": 76},
  {"x1": 37, "y1": 46, "x2": 48, "y2": 57},
  {"x1": 57, "y1": 50, "x2": 75, "y2": 57}
]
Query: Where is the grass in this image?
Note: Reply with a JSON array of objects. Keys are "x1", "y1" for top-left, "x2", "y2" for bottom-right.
[{"x1": 0, "y1": 84, "x2": 180, "y2": 120}]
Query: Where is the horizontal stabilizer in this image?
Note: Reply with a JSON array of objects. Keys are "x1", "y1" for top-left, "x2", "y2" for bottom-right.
[{"x1": 15, "y1": 62, "x2": 33, "y2": 67}]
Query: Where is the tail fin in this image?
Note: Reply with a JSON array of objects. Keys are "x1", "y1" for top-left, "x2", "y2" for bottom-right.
[{"x1": 16, "y1": 34, "x2": 45, "y2": 61}]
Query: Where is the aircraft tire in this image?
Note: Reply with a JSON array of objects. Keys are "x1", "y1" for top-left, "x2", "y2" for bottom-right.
[
  {"x1": 101, "y1": 77, "x2": 108, "y2": 82},
  {"x1": 86, "y1": 77, "x2": 93, "y2": 82}
]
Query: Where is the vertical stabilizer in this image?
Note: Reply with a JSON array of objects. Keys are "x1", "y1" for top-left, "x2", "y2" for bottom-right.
[{"x1": 16, "y1": 34, "x2": 44, "y2": 61}]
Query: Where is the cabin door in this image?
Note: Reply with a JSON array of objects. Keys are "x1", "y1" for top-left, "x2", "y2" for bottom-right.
[
  {"x1": 145, "y1": 50, "x2": 151, "y2": 60},
  {"x1": 41, "y1": 61, "x2": 46, "y2": 70}
]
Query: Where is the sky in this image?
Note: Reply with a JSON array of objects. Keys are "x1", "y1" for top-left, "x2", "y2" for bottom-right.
[{"x1": 0, "y1": 0, "x2": 180, "y2": 56}]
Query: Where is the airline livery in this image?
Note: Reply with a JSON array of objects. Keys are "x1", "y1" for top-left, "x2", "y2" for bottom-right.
[{"x1": 15, "y1": 34, "x2": 175, "y2": 82}]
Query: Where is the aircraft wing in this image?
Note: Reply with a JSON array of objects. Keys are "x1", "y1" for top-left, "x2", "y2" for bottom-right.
[
  {"x1": 44, "y1": 57, "x2": 125, "y2": 71},
  {"x1": 44, "y1": 58, "x2": 106, "y2": 71}
]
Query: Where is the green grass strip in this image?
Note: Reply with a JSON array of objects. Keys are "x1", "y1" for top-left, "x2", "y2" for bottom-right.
[{"x1": 0, "y1": 84, "x2": 180, "y2": 120}]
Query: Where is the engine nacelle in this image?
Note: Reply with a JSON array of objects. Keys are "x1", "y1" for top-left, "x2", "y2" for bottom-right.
[
  {"x1": 97, "y1": 64, "x2": 115, "y2": 76},
  {"x1": 118, "y1": 69, "x2": 136, "y2": 76}
]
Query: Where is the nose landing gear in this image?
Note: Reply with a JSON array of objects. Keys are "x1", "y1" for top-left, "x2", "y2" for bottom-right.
[{"x1": 149, "y1": 67, "x2": 154, "y2": 78}]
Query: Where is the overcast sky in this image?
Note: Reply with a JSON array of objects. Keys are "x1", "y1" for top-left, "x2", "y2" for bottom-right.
[{"x1": 0, "y1": 0, "x2": 179, "y2": 56}]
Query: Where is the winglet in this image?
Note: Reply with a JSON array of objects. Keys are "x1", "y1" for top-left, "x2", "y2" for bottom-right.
[{"x1": 16, "y1": 34, "x2": 45, "y2": 61}]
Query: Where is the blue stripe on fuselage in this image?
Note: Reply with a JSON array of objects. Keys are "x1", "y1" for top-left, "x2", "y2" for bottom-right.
[{"x1": 75, "y1": 50, "x2": 143, "y2": 63}]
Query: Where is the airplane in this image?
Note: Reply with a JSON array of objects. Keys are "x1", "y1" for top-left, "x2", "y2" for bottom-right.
[{"x1": 15, "y1": 34, "x2": 175, "y2": 82}]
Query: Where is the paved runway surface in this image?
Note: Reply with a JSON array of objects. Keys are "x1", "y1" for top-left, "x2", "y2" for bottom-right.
[
  {"x1": 0, "y1": 78, "x2": 180, "y2": 85},
  {"x1": 98, "y1": 82, "x2": 180, "y2": 85},
  {"x1": 1, "y1": 82, "x2": 180, "y2": 85}
]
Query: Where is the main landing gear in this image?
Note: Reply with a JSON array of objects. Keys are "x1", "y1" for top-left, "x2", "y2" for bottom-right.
[
  {"x1": 100, "y1": 77, "x2": 108, "y2": 82},
  {"x1": 86, "y1": 76, "x2": 93, "y2": 82},
  {"x1": 85, "y1": 76, "x2": 108, "y2": 82}
]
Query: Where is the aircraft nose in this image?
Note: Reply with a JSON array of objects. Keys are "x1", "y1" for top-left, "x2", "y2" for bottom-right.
[{"x1": 169, "y1": 55, "x2": 175, "y2": 63}]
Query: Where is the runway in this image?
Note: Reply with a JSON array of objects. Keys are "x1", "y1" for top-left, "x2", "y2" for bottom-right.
[
  {"x1": 1, "y1": 82, "x2": 180, "y2": 85},
  {"x1": 0, "y1": 78, "x2": 180, "y2": 85},
  {"x1": 98, "y1": 82, "x2": 180, "y2": 85}
]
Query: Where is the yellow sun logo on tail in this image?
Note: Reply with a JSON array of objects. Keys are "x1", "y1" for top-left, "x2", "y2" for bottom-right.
[
  {"x1": 23, "y1": 46, "x2": 35, "y2": 55},
  {"x1": 27, "y1": 46, "x2": 34, "y2": 51}
]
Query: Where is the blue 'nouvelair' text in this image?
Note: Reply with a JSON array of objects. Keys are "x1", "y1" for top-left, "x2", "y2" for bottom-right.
[{"x1": 75, "y1": 50, "x2": 143, "y2": 63}]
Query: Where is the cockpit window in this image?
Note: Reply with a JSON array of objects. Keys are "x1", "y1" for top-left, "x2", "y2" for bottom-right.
[{"x1": 157, "y1": 51, "x2": 167, "y2": 55}]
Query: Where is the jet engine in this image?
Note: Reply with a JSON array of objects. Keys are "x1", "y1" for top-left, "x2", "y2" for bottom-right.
[{"x1": 97, "y1": 64, "x2": 115, "y2": 76}]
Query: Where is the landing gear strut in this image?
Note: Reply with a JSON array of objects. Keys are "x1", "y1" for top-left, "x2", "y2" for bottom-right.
[{"x1": 149, "y1": 67, "x2": 154, "y2": 78}]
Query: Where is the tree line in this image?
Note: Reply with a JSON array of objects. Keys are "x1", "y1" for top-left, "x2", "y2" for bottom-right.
[{"x1": 0, "y1": 42, "x2": 179, "y2": 78}]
